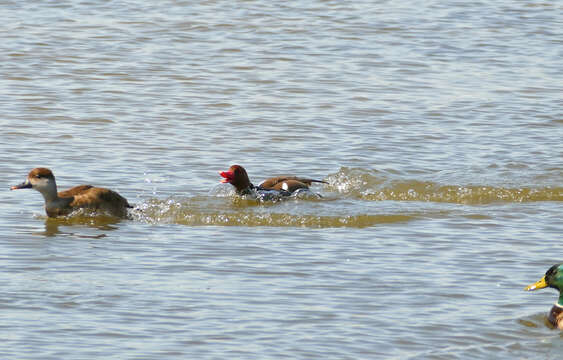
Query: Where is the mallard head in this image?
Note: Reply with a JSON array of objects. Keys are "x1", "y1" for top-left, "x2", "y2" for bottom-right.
[{"x1": 525, "y1": 264, "x2": 563, "y2": 304}]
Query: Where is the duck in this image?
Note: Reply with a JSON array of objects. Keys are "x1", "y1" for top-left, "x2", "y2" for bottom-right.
[
  {"x1": 525, "y1": 263, "x2": 563, "y2": 329},
  {"x1": 219, "y1": 165, "x2": 327, "y2": 197},
  {"x1": 11, "y1": 167, "x2": 132, "y2": 218}
]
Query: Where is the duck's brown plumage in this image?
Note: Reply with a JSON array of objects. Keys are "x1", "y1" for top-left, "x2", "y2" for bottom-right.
[
  {"x1": 65, "y1": 186, "x2": 131, "y2": 217},
  {"x1": 548, "y1": 306, "x2": 563, "y2": 330},
  {"x1": 11, "y1": 167, "x2": 131, "y2": 218},
  {"x1": 219, "y1": 165, "x2": 327, "y2": 195},
  {"x1": 58, "y1": 185, "x2": 94, "y2": 198}
]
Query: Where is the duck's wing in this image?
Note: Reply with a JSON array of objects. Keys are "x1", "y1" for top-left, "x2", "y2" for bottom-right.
[
  {"x1": 68, "y1": 187, "x2": 131, "y2": 218},
  {"x1": 269, "y1": 179, "x2": 311, "y2": 192}
]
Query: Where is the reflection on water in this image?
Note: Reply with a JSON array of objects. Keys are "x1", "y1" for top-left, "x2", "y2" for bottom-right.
[{"x1": 34, "y1": 215, "x2": 122, "y2": 237}]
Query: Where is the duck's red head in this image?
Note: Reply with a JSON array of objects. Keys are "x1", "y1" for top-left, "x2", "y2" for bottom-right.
[{"x1": 219, "y1": 165, "x2": 252, "y2": 193}]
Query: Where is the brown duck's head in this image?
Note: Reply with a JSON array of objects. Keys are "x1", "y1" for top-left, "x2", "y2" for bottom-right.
[
  {"x1": 219, "y1": 165, "x2": 252, "y2": 193},
  {"x1": 11, "y1": 167, "x2": 56, "y2": 192}
]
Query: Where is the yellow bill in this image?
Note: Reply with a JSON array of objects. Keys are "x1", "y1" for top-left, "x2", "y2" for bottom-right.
[{"x1": 525, "y1": 275, "x2": 548, "y2": 291}]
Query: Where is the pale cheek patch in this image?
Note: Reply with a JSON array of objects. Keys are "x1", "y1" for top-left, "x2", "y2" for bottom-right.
[{"x1": 282, "y1": 182, "x2": 288, "y2": 191}]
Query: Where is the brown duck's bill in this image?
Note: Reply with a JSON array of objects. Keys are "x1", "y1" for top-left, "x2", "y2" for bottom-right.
[
  {"x1": 219, "y1": 171, "x2": 234, "y2": 183},
  {"x1": 525, "y1": 275, "x2": 548, "y2": 291},
  {"x1": 10, "y1": 181, "x2": 32, "y2": 190}
]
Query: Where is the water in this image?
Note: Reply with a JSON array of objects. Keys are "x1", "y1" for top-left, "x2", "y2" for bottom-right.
[{"x1": 1, "y1": 0, "x2": 562, "y2": 358}]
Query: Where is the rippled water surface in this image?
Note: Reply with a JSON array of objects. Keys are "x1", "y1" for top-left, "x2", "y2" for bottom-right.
[{"x1": 1, "y1": 0, "x2": 562, "y2": 358}]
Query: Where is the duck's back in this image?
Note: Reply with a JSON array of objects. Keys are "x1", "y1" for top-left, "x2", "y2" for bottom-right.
[
  {"x1": 58, "y1": 185, "x2": 94, "y2": 198},
  {"x1": 260, "y1": 176, "x2": 326, "y2": 192},
  {"x1": 64, "y1": 185, "x2": 131, "y2": 217}
]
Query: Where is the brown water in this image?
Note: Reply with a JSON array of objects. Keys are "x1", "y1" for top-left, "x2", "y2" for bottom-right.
[{"x1": 1, "y1": 0, "x2": 562, "y2": 358}]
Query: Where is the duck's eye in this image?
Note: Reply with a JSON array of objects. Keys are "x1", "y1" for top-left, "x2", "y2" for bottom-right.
[{"x1": 35, "y1": 175, "x2": 41, "y2": 179}]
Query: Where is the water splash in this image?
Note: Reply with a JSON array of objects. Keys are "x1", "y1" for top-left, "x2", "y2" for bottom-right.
[{"x1": 130, "y1": 196, "x2": 414, "y2": 228}]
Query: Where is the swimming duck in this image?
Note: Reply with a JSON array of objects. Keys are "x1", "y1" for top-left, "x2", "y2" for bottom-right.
[
  {"x1": 219, "y1": 165, "x2": 327, "y2": 196},
  {"x1": 11, "y1": 167, "x2": 131, "y2": 218},
  {"x1": 525, "y1": 263, "x2": 563, "y2": 329}
]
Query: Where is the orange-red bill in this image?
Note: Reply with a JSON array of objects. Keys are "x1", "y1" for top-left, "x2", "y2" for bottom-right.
[{"x1": 219, "y1": 171, "x2": 234, "y2": 183}]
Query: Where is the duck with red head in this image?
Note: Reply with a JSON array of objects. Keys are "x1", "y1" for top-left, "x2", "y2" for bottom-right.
[
  {"x1": 220, "y1": 165, "x2": 253, "y2": 194},
  {"x1": 219, "y1": 165, "x2": 327, "y2": 198},
  {"x1": 11, "y1": 167, "x2": 132, "y2": 218}
]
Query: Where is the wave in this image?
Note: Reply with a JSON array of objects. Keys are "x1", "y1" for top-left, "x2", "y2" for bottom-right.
[{"x1": 324, "y1": 167, "x2": 562, "y2": 204}]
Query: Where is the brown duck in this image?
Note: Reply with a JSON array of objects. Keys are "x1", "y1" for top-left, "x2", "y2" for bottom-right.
[{"x1": 11, "y1": 167, "x2": 131, "y2": 218}]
